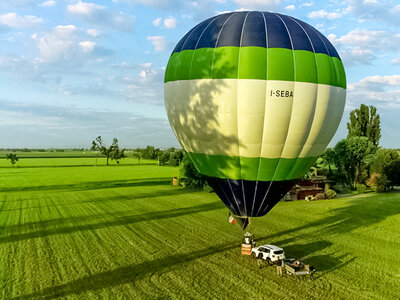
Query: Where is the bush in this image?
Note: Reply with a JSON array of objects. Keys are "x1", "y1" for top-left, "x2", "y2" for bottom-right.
[
  {"x1": 168, "y1": 158, "x2": 178, "y2": 167},
  {"x1": 356, "y1": 184, "x2": 366, "y2": 194},
  {"x1": 325, "y1": 189, "x2": 337, "y2": 199},
  {"x1": 367, "y1": 173, "x2": 389, "y2": 193},
  {"x1": 180, "y1": 153, "x2": 208, "y2": 190}
]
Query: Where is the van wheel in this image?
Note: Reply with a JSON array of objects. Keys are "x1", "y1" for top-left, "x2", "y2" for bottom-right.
[{"x1": 267, "y1": 258, "x2": 271, "y2": 265}]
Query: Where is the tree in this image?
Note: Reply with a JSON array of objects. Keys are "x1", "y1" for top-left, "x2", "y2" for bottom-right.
[
  {"x1": 91, "y1": 136, "x2": 106, "y2": 165},
  {"x1": 141, "y1": 145, "x2": 161, "y2": 160},
  {"x1": 332, "y1": 137, "x2": 376, "y2": 188},
  {"x1": 347, "y1": 104, "x2": 381, "y2": 146},
  {"x1": 158, "y1": 150, "x2": 170, "y2": 166},
  {"x1": 169, "y1": 149, "x2": 183, "y2": 166},
  {"x1": 91, "y1": 136, "x2": 123, "y2": 166},
  {"x1": 110, "y1": 139, "x2": 125, "y2": 165},
  {"x1": 320, "y1": 147, "x2": 336, "y2": 175},
  {"x1": 6, "y1": 153, "x2": 18, "y2": 167},
  {"x1": 180, "y1": 152, "x2": 208, "y2": 189},
  {"x1": 370, "y1": 149, "x2": 400, "y2": 191}
]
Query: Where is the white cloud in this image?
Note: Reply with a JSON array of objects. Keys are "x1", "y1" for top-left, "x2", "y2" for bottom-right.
[
  {"x1": 38, "y1": 25, "x2": 77, "y2": 62},
  {"x1": 163, "y1": 16, "x2": 176, "y2": 28},
  {"x1": 391, "y1": 57, "x2": 400, "y2": 65},
  {"x1": 36, "y1": 25, "x2": 110, "y2": 64},
  {"x1": 0, "y1": 12, "x2": 43, "y2": 28},
  {"x1": 330, "y1": 29, "x2": 400, "y2": 66},
  {"x1": 139, "y1": 70, "x2": 147, "y2": 78},
  {"x1": 347, "y1": 75, "x2": 400, "y2": 109},
  {"x1": 113, "y1": 0, "x2": 175, "y2": 9},
  {"x1": 285, "y1": 5, "x2": 295, "y2": 11},
  {"x1": 108, "y1": 62, "x2": 165, "y2": 104},
  {"x1": 79, "y1": 41, "x2": 96, "y2": 52},
  {"x1": 39, "y1": 0, "x2": 56, "y2": 7},
  {"x1": 67, "y1": 1, "x2": 134, "y2": 32},
  {"x1": 141, "y1": 62, "x2": 152, "y2": 68},
  {"x1": 68, "y1": 1, "x2": 101, "y2": 15},
  {"x1": 300, "y1": 2, "x2": 313, "y2": 7},
  {"x1": 147, "y1": 35, "x2": 167, "y2": 51},
  {"x1": 308, "y1": 9, "x2": 342, "y2": 19},
  {"x1": 152, "y1": 17, "x2": 162, "y2": 26},
  {"x1": 347, "y1": 0, "x2": 400, "y2": 26},
  {"x1": 114, "y1": 0, "x2": 221, "y2": 21},
  {"x1": 152, "y1": 16, "x2": 176, "y2": 29},
  {"x1": 87, "y1": 28, "x2": 100, "y2": 37},
  {"x1": 341, "y1": 47, "x2": 375, "y2": 65},
  {"x1": 232, "y1": 0, "x2": 281, "y2": 10},
  {"x1": 350, "y1": 75, "x2": 400, "y2": 91}
]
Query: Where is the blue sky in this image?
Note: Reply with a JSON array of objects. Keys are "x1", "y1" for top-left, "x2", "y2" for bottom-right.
[{"x1": 0, "y1": 0, "x2": 399, "y2": 149}]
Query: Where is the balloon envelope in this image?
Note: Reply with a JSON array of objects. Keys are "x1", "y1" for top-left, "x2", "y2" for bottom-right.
[{"x1": 164, "y1": 11, "x2": 346, "y2": 218}]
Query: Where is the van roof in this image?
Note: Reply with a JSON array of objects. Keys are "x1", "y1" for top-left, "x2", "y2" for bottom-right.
[{"x1": 260, "y1": 244, "x2": 284, "y2": 251}]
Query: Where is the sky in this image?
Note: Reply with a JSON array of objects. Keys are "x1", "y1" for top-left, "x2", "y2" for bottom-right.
[{"x1": 0, "y1": 0, "x2": 399, "y2": 149}]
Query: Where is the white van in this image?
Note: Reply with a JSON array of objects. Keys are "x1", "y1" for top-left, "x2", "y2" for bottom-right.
[{"x1": 251, "y1": 244, "x2": 285, "y2": 263}]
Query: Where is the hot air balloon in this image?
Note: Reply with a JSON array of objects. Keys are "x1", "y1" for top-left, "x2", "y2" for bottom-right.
[{"x1": 164, "y1": 11, "x2": 346, "y2": 228}]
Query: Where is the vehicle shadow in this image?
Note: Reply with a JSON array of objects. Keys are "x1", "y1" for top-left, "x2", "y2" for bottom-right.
[
  {"x1": 306, "y1": 253, "x2": 357, "y2": 280},
  {"x1": 280, "y1": 240, "x2": 332, "y2": 260}
]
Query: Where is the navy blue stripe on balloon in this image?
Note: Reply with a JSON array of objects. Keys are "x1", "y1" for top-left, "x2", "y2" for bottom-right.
[
  {"x1": 172, "y1": 11, "x2": 341, "y2": 59},
  {"x1": 205, "y1": 176, "x2": 297, "y2": 217}
]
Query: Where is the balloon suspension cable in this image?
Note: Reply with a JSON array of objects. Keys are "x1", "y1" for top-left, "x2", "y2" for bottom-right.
[{"x1": 229, "y1": 212, "x2": 251, "y2": 230}]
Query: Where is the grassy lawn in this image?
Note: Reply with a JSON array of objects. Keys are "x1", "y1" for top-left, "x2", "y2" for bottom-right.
[{"x1": 0, "y1": 158, "x2": 399, "y2": 299}]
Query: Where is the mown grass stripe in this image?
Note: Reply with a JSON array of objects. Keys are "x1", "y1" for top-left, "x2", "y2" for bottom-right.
[{"x1": 165, "y1": 46, "x2": 346, "y2": 88}]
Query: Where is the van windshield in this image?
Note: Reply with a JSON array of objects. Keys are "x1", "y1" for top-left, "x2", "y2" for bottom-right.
[{"x1": 274, "y1": 250, "x2": 283, "y2": 255}]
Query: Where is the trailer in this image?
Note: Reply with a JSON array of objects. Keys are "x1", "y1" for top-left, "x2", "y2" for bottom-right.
[{"x1": 283, "y1": 259, "x2": 315, "y2": 279}]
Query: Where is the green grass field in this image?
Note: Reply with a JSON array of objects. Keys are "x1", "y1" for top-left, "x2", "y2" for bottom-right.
[{"x1": 0, "y1": 156, "x2": 399, "y2": 299}]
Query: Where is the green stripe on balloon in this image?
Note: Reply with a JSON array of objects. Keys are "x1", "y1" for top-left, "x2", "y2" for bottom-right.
[
  {"x1": 165, "y1": 47, "x2": 346, "y2": 88},
  {"x1": 186, "y1": 152, "x2": 318, "y2": 181}
]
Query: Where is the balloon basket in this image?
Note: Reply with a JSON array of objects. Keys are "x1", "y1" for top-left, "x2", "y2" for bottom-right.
[{"x1": 241, "y1": 243, "x2": 252, "y2": 255}]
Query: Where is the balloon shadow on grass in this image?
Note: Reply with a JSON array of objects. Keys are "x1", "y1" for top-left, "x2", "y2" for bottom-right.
[
  {"x1": 0, "y1": 178, "x2": 173, "y2": 193},
  {"x1": 0, "y1": 162, "x2": 157, "y2": 169},
  {"x1": 0, "y1": 187, "x2": 195, "y2": 213},
  {"x1": 0, "y1": 200, "x2": 224, "y2": 245},
  {"x1": 16, "y1": 241, "x2": 238, "y2": 299}
]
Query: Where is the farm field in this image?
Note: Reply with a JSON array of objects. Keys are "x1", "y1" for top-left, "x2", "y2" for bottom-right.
[{"x1": 0, "y1": 156, "x2": 399, "y2": 299}]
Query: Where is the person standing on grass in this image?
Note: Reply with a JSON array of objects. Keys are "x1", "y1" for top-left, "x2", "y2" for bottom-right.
[
  {"x1": 257, "y1": 258, "x2": 263, "y2": 269},
  {"x1": 277, "y1": 259, "x2": 283, "y2": 276}
]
